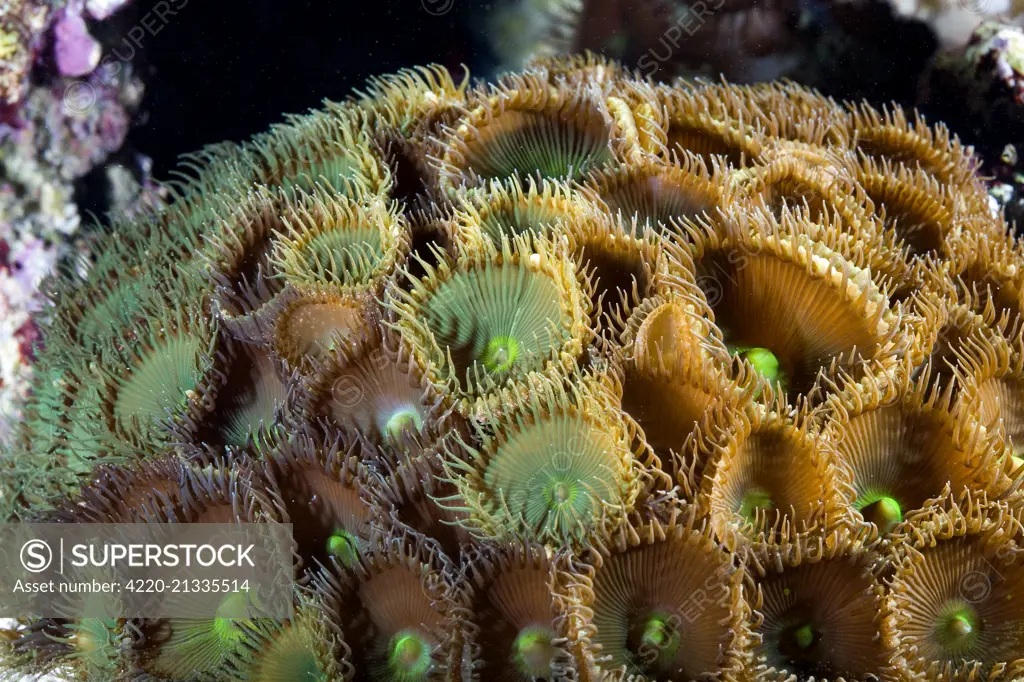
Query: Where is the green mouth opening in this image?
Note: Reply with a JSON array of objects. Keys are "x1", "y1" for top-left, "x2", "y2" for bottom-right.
[
  {"x1": 857, "y1": 492, "x2": 903, "y2": 534},
  {"x1": 778, "y1": 618, "x2": 821, "y2": 663},
  {"x1": 387, "y1": 629, "x2": 433, "y2": 680},
  {"x1": 212, "y1": 591, "x2": 256, "y2": 643},
  {"x1": 738, "y1": 487, "x2": 774, "y2": 524},
  {"x1": 546, "y1": 479, "x2": 578, "y2": 508},
  {"x1": 934, "y1": 602, "x2": 980, "y2": 656},
  {"x1": 731, "y1": 345, "x2": 783, "y2": 386},
  {"x1": 511, "y1": 625, "x2": 558, "y2": 678},
  {"x1": 792, "y1": 623, "x2": 815, "y2": 650},
  {"x1": 383, "y1": 408, "x2": 424, "y2": 444},
  {"x1": 629, "y1": 611, "x2": 681, "y2": 672},
  {"x1": 326, "y1": 529, "x2": 359, "y2": 567},
  {"x1": 481, "y1": 335, "x2": 521, "y2": 374}
]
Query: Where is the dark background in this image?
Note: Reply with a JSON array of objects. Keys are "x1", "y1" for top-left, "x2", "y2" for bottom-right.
[
  {"x1": 122, "y1": 0, "x2": 492, "y2": 177},
  {"x1": 93, "y1": 0, "x2": 1013, "y2": 185}
]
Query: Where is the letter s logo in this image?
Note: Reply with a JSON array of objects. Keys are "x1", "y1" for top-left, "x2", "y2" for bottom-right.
[{"x1": 21, "y1": 540, "x2": 53, "y2": 573}]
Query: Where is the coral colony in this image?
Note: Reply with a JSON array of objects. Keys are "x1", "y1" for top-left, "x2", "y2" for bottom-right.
[{"x1": 4, "y1": 54, "x2": 1024, "y2": 681}]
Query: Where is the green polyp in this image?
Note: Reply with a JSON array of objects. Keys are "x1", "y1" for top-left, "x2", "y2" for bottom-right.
[
  {"x1": 546, "y1": 479, "x2": 578, "y2": 508},
  {"x1": 326, "y1": 530, "x2": 359, "y2": 567},
  {"x1": 288, "y1": 156, "x2": 359, "y2": 195},
  {"x1": 643, "y1": 619, "x2": 668, "y2": 647},
  {"x1": 950, "y1": 615, "x2": 973, "y2": 636},
  {"x1": 641, "y1": 614, "x2": 677, "y2": 652},
  {"x1": 212, "y1": 592, "x2": 252, "y2": 643},
  {"x1": 113, "y1": 334, "x2": 204, "y2": 436},
  {"x1": 211, "y1": 616, "x2": 243, "y2": 645},
  {"x1": 481, "y1": 335, "x2": 521, "y2": 374},
  {"x1": 792, "y1": 623, "x2": 815, "y2": 650},
  {"x1": 387, "y1": 629, "x2": 432, "y2": 680},
  {"x1": 858, "y1": 494, "x2": 903, "y2": 534},
  {"x1": 729, "y1": 345, "x2": 784, "y2": 391},
  {"x1": 246, "y1": 621, "x2": 326, "y2": 682},
  {"x1": 384, "y1": 408, "x2": 423, "y2": 444},
  {"x1": 738, "y1": 487, "x2": 773, "y2": 523},
  {"x1": 69, "y1": 618, "x2": 120, "y2": 674},
  {"x1": 745, "y1": 347, "x2": 781, "y2": 381},
  {"x1": 935, "y1": 603, "x2": 980, "y2": 655},
  {"x1": 778, "y1": 618, "x2": 820, "y2": 661},
  {"x1": 631, "y1": 611, "x2": 680, "y2": 670},
  {"x1": 512, "y1": 625, "x2": 558, "y2": 678}
]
